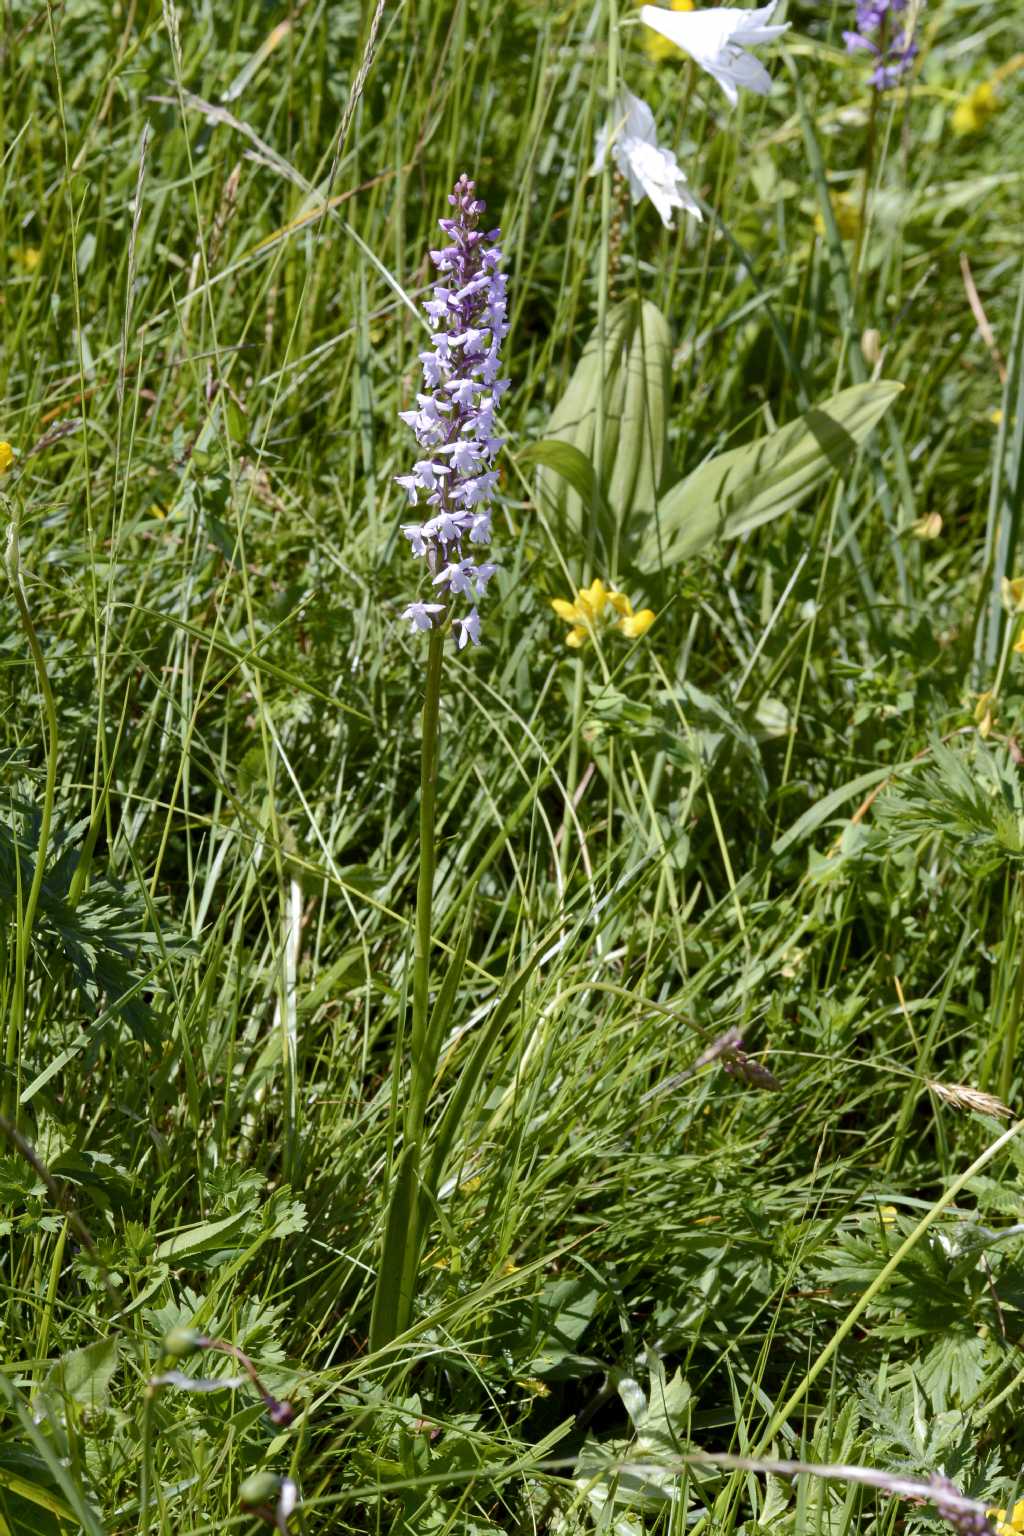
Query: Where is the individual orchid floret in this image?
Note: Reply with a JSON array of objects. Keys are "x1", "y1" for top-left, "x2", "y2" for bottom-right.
[
  {"x1": 453, "y1": 608, "x2": 482, "y2": 650},
  {"x1": 592, "y1": 90, "x2": 702, "y2": 228},
  {"x1": 638, "y1": 3, "x2": 790, "y2": 107},
  {"x1": 401, "y1": 601, "x2": 446, "y2": 632},
  {"x1": 395, "y1": 174, "x2": 509, "y2": 645}
]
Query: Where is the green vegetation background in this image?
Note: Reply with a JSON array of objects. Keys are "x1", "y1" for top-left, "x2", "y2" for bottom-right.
[{"x1": 1, "y1": 0, "x2": 1023, "y2": 1530}]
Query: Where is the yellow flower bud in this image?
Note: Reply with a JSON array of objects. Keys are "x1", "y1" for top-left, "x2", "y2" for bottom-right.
[
  {"x1": 911, "y1": 512, "x2": 942, "y2": 540},
  {"x1": 974, "y1": 691, "x2": 995, "y2": 738},
  {"x1": 814, "y1": 193, "x2": 861, "y2": 242},
  {"x1": 860, "y1": 328, "x2": 882, "y2": 367}
]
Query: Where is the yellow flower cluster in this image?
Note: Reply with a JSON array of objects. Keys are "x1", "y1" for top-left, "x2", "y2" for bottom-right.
[
  {"x1": 952, "y1": 80, "x2": 998, "y2": 136},
  {"x1": 640, "y1": 0, "x2": 695, "y2": 63},
  {"x1": 0, "y1": 443, "x2": 13, "y2": 475},
  {"x1": 988, "y1": 1501, "x2": 1024, "y2": 1536},
  {"x1": 551, "y1": 578, "x2": 656, "y2": 649},
  {"x1": 813, "y1": 192, "x2": 862, "y2": 242},
  {"x1": 952, "y1": 53, "x2": 1024, "y2": 136}
]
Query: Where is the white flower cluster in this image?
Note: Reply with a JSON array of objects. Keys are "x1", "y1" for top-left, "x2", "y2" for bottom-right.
[{"x1": 594, "y1": 4, "x2": 789, "y2": 229}]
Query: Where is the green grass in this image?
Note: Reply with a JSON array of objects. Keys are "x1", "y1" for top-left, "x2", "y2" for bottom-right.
[{"x1": 2, "y1": 0, "x2": 1024, "y2": 1530}]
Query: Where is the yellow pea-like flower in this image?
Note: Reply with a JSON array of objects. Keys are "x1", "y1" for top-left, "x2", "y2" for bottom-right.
[
  {"x1": 988, "y1": 1502, "x2": 1024, "y2": 1536},
  {"x1": 952, "y1": 80, "x2": 998, "y2": 136},
  {"x1": 550, "y1": 580, "x2": 656, "y2": 648},
  {"x1": 0, "y1": 443, "x2": 13, "y2": 476},
  {"x1": 619, "y1": 608, "x2": 656, "y2": 639}
]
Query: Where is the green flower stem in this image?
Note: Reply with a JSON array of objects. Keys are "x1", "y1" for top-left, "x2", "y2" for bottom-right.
[
  {"x1": 406, "y1": 620, "x2": 445, "y2": 1155},
  {"x1": 988, "y1": 608, "x2": 1019, "y2": 707},
  {"x1": 139, "y1": 1385, "x2": 155, "y2": 1536},
  {"x1": 370, "y1": 618, "x2": 445, "y2": 1350},
  {"x1": 4, "y1": 519, "x2": 59, "y2": 1119}
]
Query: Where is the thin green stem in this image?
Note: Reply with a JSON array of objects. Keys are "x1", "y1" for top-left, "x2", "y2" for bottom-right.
[
  {"x1": 989, "y1": 610, "x2": 1018, "y2": 706},
  {"x1": 369, "y1": 620, "x2": 446, "y2": 1351},
  {"x1": 139, "y1": 1386, "x2": 154, "y2": 1536},
  {"x1": 406, "y1": 621, "x2": 446, "y2": 1153},
  {"x1": 4, "y1": 518, "x2": 59, "y2": 1119},
  {"x1": 999, "y1": 875, "x2": 1024, "y2": 1105}
]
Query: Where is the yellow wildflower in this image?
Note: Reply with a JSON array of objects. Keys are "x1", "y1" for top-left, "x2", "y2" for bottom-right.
[
  {"x1": 550, "y1": 578, "x2": 656, "y2": 648},
  {"x1": 953, "y1": 54, "x2": 1024, "y2": 136},
  {"x1": 515, "y1": 1377, "x2": 550, "y2": 1398},
  {"x1": 18, "y1": 247, "x2": 41, "y2": 273},
  {"x1": 0, "y1": 443, "x2": 13, "y2": 476},
  {"x1": 988, "y1": 1502, "x2": 1024, "y2": 1536},
  {"x1": 952, "y1": 80, "x2": 998, "y2": 136},
  {"x1": 620, "y1": 608, "x2": 656, "y2": 638},
  {"x1": 813, "y1": 192, "x2": 862, "y2": 242},
  {"x1": 641, "y1": 0, "x2": 696, "y2": 63}
]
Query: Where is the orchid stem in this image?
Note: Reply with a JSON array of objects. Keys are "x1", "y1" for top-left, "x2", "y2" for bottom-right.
[{"x1": 369, "y1": 618, "x2": 445, "y2": 1349}]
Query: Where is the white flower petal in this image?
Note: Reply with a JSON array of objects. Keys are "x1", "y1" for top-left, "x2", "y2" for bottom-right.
[
  {"x1": 638, "y1": 3, "x2": 788, "y2": 103},
  {"x1": 594, "y1": 91, "x2": 702, "y2": 228}
]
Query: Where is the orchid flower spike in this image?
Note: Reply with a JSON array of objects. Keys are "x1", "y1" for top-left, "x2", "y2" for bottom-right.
[
  {"x1": 638, "y1": 3, "x2": 790, "y2": 106},
  {"x1": 592, "y1": 90, "x2": 702, "y2": 228},
  {"x1": 396, "y1": 174, "x2": 509, "y2": 645}
]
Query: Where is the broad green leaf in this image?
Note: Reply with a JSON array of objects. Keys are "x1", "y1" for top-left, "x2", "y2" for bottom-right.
[
  {"x1": 51, "y1": 1337, "x2": 119, "y2": 1410},
  {"x1": 154, "y1": 1209, "x2": 251, "y2": 1261},
  {"x1": 637, "y1": 380, "x2": 904, "y2": 572},
  {"x1": 518, "y1": 440, "x2": 605, "y2": 529},
  {"x1": 536, "y1": 299, "x2": 671, "y2": 562},
  {"x1": 607, "y1": 300, "x2": 670, "y2": 539}
]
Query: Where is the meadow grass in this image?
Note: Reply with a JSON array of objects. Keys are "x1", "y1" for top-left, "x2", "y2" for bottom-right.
[{"x1": 1, "y1": 0, "x2": 1024, "y2": 1531}]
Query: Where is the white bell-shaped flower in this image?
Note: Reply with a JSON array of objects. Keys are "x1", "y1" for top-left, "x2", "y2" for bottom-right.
[
  {"x1": 592, "y1": 91, "x2": 702, "y2": 228},
  {"x1": 638, "y1": 3, "x2": 789, "y2": 107}
]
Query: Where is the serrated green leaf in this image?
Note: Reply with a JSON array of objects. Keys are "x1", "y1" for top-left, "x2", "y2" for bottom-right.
[{"x1": 637, "y1": 380, "x2": 904, "y2": 571}]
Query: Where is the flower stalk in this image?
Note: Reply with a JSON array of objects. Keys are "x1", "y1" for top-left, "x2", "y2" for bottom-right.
[{"x1": 371, "y1": 176, "x2": 509, "y2": 1351}]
